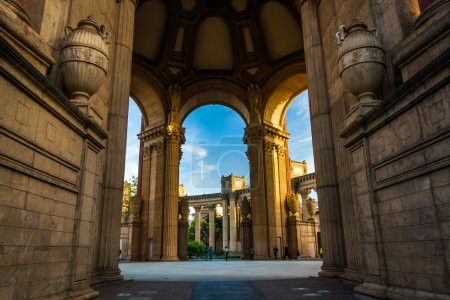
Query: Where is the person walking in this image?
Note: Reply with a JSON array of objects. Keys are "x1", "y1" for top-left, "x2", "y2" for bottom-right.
[
  {"x1": 284, "y1": 246, "x2": 290, "y2": 260},
  {"x1": 208, "y1": 246, "x2": 213, "y2": 261},
  {"x1": 224, "y1": 246, "x2": 229, "y2": 261},
  {"x1": 249, "y1": 248, "x2": 255, "y2": 260},
  {"x1": 273, "y1": 246, "x2": 279, "y2": 260}
]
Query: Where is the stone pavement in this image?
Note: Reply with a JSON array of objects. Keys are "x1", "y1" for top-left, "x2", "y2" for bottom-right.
[{"x1": 94, "y1": 260, "x2": 364, "y2": 299}]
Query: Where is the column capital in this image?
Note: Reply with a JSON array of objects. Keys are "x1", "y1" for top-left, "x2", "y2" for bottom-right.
[
  {"x1": 193, "y1": 205, "x2": 203, "y2": 212},
  {"x1": 165, "y1": 124, "x2": 185, "y2": 143},
  {"x1": 208, "y1": 204, "x2": 216, "y2": 210},
  {"x1": 244, "y1": 125, "x2": 265, "y2": 144}
]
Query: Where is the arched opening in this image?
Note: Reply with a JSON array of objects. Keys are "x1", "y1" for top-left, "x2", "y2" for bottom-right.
[{"x1": 180, "y1": 105, "x2": 248, "y2": 259}]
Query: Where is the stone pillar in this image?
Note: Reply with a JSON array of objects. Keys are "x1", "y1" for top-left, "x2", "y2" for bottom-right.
[
  {"x1": 245, "y1": 125, "x2": 269, "y2": 259},
  {"x1": 96, "y1": 0, "x2": 136, "y2": 281},
  {"x1": 299, "y1": 189, "x2": 311, "y2": 221},
  {"x1": 263, "y1": 141, "x2": 282, "y2": 254},
  {"x1": 161, "y1": 124, "x2": 184, "y2": 261},
  {"x1": 297, "y1": 0, "x2": 346, "y2": 276},
  {"x1": 208, "y1": 204, "x2": 216, "y2": 249},
  {"x1": 229, "y1": 194, "x2": 238, "y2": 251},
  {"x1": 148, "y1": 140, "x2": 166, "y2": 261},
  {"x1": 178, "y1": 198, "x2": 189, "y2": 260},
  {"x1": 162, "y1": 85, "x2": 184, "y2": 261},
  {"x1": 240, "y1": 197, "x2": 252, "y2": 259},
  {"x1": 288, "y1": 216, "x2": 299, "y2": 260},
  {"x1": 222, "y1": 197, "x2": 229, "y2": 249},
  {"x1": 194, "y1": 205, "x2": 202, "y2": 242},
  {"x1": 128, "y1": 197, "x2": 142, "y2": 260}
]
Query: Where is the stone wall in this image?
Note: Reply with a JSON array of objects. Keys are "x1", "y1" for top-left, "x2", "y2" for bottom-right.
[{"x1": 0, "y1": 2, "x2": 107, "y2": 298}]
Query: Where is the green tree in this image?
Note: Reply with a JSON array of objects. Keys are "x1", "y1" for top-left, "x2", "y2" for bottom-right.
[{"x1": 122, "y1": 175, "x2": 138, "y2": 217}]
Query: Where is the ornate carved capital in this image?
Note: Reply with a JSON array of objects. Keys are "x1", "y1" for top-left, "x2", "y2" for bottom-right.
[
  {"x1": 264, "y1": 141, "x2": 276, "y2": 155},
  {"x1": 143, "y1": 146, "x2": 151, "y2": 160},
  {"x1": 165, "y1": 124, "x2": 185, "y2": 144},
  {"x1": 244, "y1": 125, "x2": 265, "y2": 144},
  {"x1": 276, "y1": 145, "x2": 287, "y2": 158},
  {"x1": 151, "y1": 141, "x2": 165, "y2": 154}
]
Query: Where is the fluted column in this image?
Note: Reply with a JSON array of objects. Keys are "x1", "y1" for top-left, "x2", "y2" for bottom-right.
[
  {"x1": 96, "y1": 0, "x2": 137, "y2": 280},
  {"x1": 208, "y1": 205, "x2": 216, "y2": 249},
  {"x1": 245, "y1": 125, "x2": 269, "y2": 259},
  {"x1": 297, "y1": 0, "x2": 346, "y2": 276},
  {"x1": 229, "y1": 194, "x2": 238, "y2": 251},
  {"x1": 161, "y1": 124, "x2": 184, "y2": 261},
  {"x1": 194, "y1": 205, "x2": 202, "y2": 242},
  {"x1": 222, "y1": 197, "x2": 229, "y2": 249},
  {"x1": 162, "y1": 85, "x2": 184, "y2": 261}
]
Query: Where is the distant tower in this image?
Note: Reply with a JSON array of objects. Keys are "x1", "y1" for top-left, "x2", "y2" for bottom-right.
[{"x1": 221, "y1": 173, "x2": 246, "y2": 194}]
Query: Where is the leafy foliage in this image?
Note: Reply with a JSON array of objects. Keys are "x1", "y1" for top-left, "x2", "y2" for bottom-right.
[{"x1": 122, "y1": 175, "x2": 138, "y2": 216}]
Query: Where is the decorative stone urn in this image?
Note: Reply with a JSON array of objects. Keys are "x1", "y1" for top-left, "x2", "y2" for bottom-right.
[
  {"x1": 287, "y1": 194, "x2": 300, "y2": 217},
  {"x1": 178, "y1": 198, "x2": 190, "y2": 221},
  {"x1": 60, "y1": 16, "x2": 109, "y2": 107},
  {"x1": 336, "y1": 19, "x2": 385, "y2": 125},
  {"x1": 129, "y1": 196, "x2": 141, "y2": 220},
  {"x1": 306, "y1": 198, "x2": 317, "y2": 221},
  {"x1": 241, "y1": 197, "x2": 251, "y2": 220}
]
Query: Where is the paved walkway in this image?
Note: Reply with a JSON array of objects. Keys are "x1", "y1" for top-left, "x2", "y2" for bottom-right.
[{"x1": 94, "y1": 260, "x2": 363, "y2": 299}]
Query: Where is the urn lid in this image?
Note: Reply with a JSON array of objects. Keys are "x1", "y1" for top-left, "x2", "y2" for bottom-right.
[
  {"x1": 345, "y1": 19, "x2": 369, "y2": 35},
  {"x1": 77, "y1": 16, "x2": 101, "y2": 32}
]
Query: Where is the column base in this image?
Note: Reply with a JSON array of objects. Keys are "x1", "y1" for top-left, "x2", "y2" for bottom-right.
[
  {"x1": 319, "y1": 266, "x2": 345, "y2": 278},
  {"x1": 254, "y1": 255, "x2": 271, "y2": 260},
  {"x1": 340, "y1": 268, "x2": 363, "y2": 283},
  {"x1": 354, "y1": 282, "x2": 450, "y2": 300},
  {"x1": 161, "y1": 256, "x2": 179, "y2": 261},
  {"x1": 66, "y1": 287, "x2": 99, "y2": 300},
  {"x1": 90, "y1": 269, "x2": 123, "y2": 285}
]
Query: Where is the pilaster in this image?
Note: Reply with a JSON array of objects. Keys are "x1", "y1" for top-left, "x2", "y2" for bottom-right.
[
  {"x1": 229, "y1": 194, "x2": 238, "y2": 251},
  {"x1": 208, "y1": 204, "x2": 216, "y2": 249},
  {"x1": 244, "y1": 125, "x2": 269, "y2": 259},
  {"x1": 96, "y1": 0, "x2": 136, "y2": 282},
  {"x1": 222, "y1": 196, "x2": 229, "y2": 249},
  {"x1": 297, "y1": 0, "x2": 346, "y2": 277}
]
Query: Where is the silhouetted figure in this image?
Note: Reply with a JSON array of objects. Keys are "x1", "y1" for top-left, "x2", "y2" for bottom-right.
[
  {"x1": 224, "y1": 246, "x2": 229, "y2": 261},
  {"x1": 284, "y1": 246, "x2": 290, "y2": 260},
  {"x1": 250, "y1": 248, "x2": 255, "y2": 260},
  {"x1": 273, "y1": 246, "x2": 279, "y2": 260},
  {"x1": 208, "y1": 247, "x2": 214, "y2": 261}
]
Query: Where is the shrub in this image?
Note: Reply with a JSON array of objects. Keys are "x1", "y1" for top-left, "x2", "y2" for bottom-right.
[{"x1": 188, "y1": 240, "x2": 206, "y2": 258}]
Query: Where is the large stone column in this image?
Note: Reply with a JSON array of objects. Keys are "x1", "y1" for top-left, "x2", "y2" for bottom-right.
[
  {"x1": 222, "y1": 197, "x2": 229, "y2": 248},
  {"x1": 245, "y1": 125, "x2": 269, "y2": 259},
  {"x1": 178, "y1": 198, "x2": 190, "y2": 260},
  {"x1": 229, "y1": 194, "x2": 238, "y2": 251},
  {"x1": 194, "y1": 205, "x2": 202, "y2": 242},
  {"x1": 96, "y1": 0, "x2": 137, "y2": 281},
  {"x1": 297, "y1": 0, "x2": 346, "y2": 276},
  {"x1": 240, "y1": 197, "x2": 252, "y2": 259},
  {"x1": 208, "y1": 204, "x2": 216, "y2": 249},
  {"x1": 162, "y1": 85, "x2": 184, "y2": 261}
]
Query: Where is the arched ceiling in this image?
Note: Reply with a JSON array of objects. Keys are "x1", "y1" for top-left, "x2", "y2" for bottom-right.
[{"x1": 133, "y1": 0, "x2": 304, "y2": 89}]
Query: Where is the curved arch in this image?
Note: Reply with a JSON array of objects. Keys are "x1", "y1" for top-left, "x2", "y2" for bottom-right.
[
  {"x1": 130, "y1": 66, "x2": 166, "y2": 128},
  {"x1": 180, "y1": 79, "x2": 249, "y2": 125},
  {"x1": 263, "y1": 72, "x2": 308, "y2": 129}
]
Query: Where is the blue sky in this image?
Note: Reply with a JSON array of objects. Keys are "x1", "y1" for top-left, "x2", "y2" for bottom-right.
[{"x1": 124, "y1": 90, "x2": 316, "y2": 198}]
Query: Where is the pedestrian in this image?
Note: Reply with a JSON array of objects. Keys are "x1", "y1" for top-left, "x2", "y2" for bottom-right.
[
  {"x1": 284, "y1": 246, "x2": 290, "y2": 260},
  {"x1": 273, "y1": 246, "x2": 278, "y2": 260},
  {"x1": 297, "y1": 249, "x2": 300, "y2": 260},
  {"x1": 224, "y1": 246, "x2": 229, "y2": 261},
  {"x1": 208, "y1": 246, "x2": 213, "y2": 261},
  {"x1": 249, "y1": 248, "x2": 255, "y2": 260}
]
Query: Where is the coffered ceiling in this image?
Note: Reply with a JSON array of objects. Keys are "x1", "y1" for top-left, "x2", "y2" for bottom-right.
[{"x1": 133, "y1": 0, "x2": 305, "y2": 88}]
